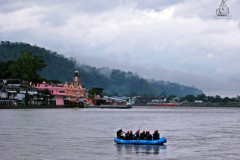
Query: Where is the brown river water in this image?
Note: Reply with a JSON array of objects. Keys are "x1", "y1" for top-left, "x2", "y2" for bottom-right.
[{"x1": 0, "y1": 107, "x2": 239, "y2": 160}]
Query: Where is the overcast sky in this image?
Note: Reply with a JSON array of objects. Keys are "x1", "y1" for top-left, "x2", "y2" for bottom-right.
[{"x1": 1, "y1": 0, "x2": 240, "y2": 97}]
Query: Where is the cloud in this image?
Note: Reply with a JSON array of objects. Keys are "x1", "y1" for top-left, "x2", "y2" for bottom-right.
[{"x1": 0, "y1": 0, "x2": 240, "y2": 97}]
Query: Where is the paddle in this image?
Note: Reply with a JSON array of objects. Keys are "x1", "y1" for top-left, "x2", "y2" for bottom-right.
[
  {"x1": 137, "y1": 126, "x2": 140, "y2": 142},
  {"x1": 162, "y1": 133, "x2": 168, "y2": 137}
]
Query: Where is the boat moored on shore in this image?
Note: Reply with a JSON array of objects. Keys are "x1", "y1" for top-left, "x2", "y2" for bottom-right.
[{"x1": 85, "y1": 96, "x2": 132, "y2": 109}]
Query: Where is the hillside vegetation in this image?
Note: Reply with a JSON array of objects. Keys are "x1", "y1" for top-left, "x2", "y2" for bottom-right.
[{"x1": 0, "y1": 41, "x2": 203, "y2": 97}]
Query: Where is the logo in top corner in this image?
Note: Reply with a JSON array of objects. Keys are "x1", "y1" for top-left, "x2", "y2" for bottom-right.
[{"x1": 216, "y1": 0, "x2": 229, "y2": 17}]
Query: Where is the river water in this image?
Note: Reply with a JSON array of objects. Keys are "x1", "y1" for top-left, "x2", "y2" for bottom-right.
[{"x1": 0, "y1": 107, "x2": 239, "y2": 160}]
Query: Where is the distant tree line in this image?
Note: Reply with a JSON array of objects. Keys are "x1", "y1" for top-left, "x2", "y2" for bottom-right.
[{"x1": 168, "y1": 94, "x2": 239, "y2": 103}]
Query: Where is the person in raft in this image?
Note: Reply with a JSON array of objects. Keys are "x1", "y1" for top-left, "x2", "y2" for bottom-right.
[
  {"x1": 134, "y1": 130, "x2": 140, "y2": 140},
  {"x1": 116, "y1": 128, "x2": 125, "y2": 139},
  {"x1": 129, "y1": 130, "x2": 134, "y2": 140},
  {"x1": 125, "y1": 131, "x2": 130, "y2": 140},
  {"x1": 153, "y1": 130, "x2": 160, "y2": 140},
  {"x1": 146, "y1": 131, "x2": 153, "y2": 140},
  {"x1": 140, "y1": 131, "x2": 147, "y2": 140}
]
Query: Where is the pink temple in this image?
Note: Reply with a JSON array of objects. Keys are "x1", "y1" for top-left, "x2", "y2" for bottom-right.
[{"x1": 35, "y1": 71, "x2": 88, "y2": 105}]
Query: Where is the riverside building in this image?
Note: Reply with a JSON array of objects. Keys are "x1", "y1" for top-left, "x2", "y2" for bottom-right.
[
  {"x1": 36, "y1": 71, "x2": 88, "y2": 106},
  {"x1": 0, "y1": 71, "x2": 88, "y2": 106}
]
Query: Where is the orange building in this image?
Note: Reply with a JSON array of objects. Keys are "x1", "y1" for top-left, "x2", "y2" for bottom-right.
[{"x1": 63, "y1": 71, "x2": 88, "y2": 105}]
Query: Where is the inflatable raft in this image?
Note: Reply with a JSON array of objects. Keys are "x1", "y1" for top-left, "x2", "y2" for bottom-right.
[{"x1": 114, "y1": 137, "x2": 167, "y2": 145}]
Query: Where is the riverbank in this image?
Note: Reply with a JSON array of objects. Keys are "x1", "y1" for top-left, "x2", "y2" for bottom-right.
[
  {"x1": 1, "y1": 103, "x2": 240, "y2": 109},
  {"x1": 179, "y1": 102, "x2": 240, "y2": 107},
  {"x1": 0, "y1": 105, "x2": 84, "y2": 109},
  {"x1": 132, "y1": 103, "x2": 240, "y2": 107}
]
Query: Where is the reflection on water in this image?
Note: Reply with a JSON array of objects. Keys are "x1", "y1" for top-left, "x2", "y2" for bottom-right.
[{"x1": 114, "y1": 144, "x2": 167, "y2": 155}]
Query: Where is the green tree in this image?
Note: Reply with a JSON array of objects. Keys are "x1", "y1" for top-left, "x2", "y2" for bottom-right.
[
  {"x1": 207, "y1": 96, "x2": 215, "y2": 103},
  {"x1": 141, "y1": 93, "x2": 149, "y2": 97},
  {"x1": 113, "y1": 91, "x2": 119, "y2": 96},
  {"x1": 167, "y1": 95, "x2": 177, "y2": 102},
  {"x1": 88, "y1": 94, "x2": 95, "y2": 99},
  {"x1": 215, "y1": 95, "x2": 222, "y2": 102},
  {"x1": 0, "y1": 60, "x2": 13, "y2": 78},
  {"x1": 89, "y1": 87, "x2": 104, "y2": 98},
  {"x1": 223, "y1": 97, "x2": 230, "y2": 103},
  {"x1": 129, "y1": 91, "x2": 138, "y2": 97},
  {"x1": 197, "y1": 94, "x2": 207, "y2": 101},
  {"x1": 179, "y1": 97, "x2": 185, "y2": 102},
  {"x1": 185, "y1": 94, "x2": 195, "y2": 102},
  {"x1": 92, "y1": 87, "x2": 104, "y2": 94},
  {"x1": 39, "y1": 78, "x2": 62, "y2": 84},
  {"x1": 8, "y1": 52, "x2": 47, "y2": 83},
  {"x1": 161, "y1": 91, "x2": 167, "y2": 97}
]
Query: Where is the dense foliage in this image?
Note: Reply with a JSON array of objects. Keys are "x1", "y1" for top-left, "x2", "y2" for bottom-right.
[
  {"x1": 0, "y1": 41, "x2": 203, "y2": 96},
  {"x1": 6, "y1": 52, "x2": 47, "y2": 83},
  {"x1": 88, "y1": 87, "x2": 104, "y2": 98},
  {"x1": 0, "y1": 41, "x2": 76, "y2": 82},
  {"x1": 178, "y1": 94, "x2": 239, "y2": 103}
]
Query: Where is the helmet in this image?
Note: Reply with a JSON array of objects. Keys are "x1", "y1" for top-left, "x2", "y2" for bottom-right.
[
  {"x1": 137, "y1": 130, "x2": 139, "y2": 133},
  {"x1": 119, "y1": 128, "x2": 122, "y2": 131},
  {"x1": 156, "y1": 130, "x2": 158, "y2": 132},
  {"x1": 143, "y1": 131, "x2": 145, "y2": 133},
  {"x1": 130, "y1": 130, "x2": 132, "y2": 132},
  {"x1": 146, "y1": 131, "x2": 149, "y2": 133},
  {"x1": 127, "y1": 131, "x2": 129, "y2": 133}
]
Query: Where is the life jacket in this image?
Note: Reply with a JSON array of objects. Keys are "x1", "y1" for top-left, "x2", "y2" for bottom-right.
[
  {"x1": 154, "y1": 133, "x2": 160, "y2": 140},
  {"x1": 125, "y1": 133, "x2": 129, "y2": 140},
  {"x1": 147, "y1": 133, "x2": 152, "y2": 140},
  {"x1": 129, "y1": 133, "x2": 133, "y2": 139},
  {"x1": 140, "y1": 133, "x2": 147, "y2": 139},
  {"x1": 134, "y1": 133, "x2": 139, "y2": 139},
  {"x1": 143, "y1": 133, "x2": 147, "y2": 138},
  {"x1": 116, "y1": 130, "x2": 122, "y2": 138}
]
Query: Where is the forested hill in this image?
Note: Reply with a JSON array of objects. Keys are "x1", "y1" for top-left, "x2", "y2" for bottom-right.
[{"x1": 0, "y1": 41, "x2": 203, "y2": 97}]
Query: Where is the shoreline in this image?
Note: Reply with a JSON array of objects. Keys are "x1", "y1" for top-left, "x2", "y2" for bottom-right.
[
  {"x1": 0, "y1": 105, "x2": 84, "y2": 109},
  {"x1": 178, "y1": 102, "x2": 240, "y2": 107},
  {"x1": 1, "y1": 103, "x2": 240, "y2": 109},
  {"x1": 133, "y1": 103, "x2": 240, "y2": 108}
]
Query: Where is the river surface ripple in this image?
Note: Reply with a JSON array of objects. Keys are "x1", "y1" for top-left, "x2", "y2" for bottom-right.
[{"x1": 0, "y1": 107, "x2": 239, "y2": 160}]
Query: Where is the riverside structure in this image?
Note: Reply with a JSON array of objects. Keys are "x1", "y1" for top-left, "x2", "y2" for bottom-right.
[
  {"x1": 0, "y1": 71, "x2": 88, "y2": 107},
  {"x1": 0, "y1": 70, "x2": 130, "y2": 108},
  {"x1": 35, "y1": 71, "x2": 88, "y2": 106}
]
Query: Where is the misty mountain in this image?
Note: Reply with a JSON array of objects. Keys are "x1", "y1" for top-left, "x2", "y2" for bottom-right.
[{"x1": 0, "y1": 41, "x2": 203, "y2": 97}]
